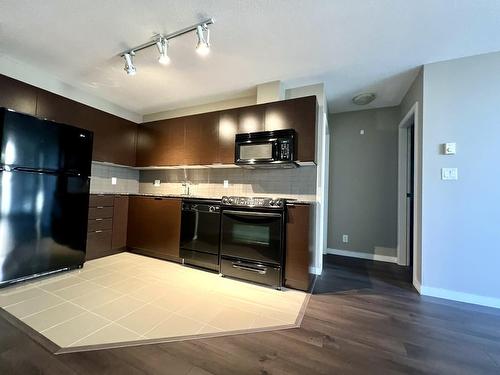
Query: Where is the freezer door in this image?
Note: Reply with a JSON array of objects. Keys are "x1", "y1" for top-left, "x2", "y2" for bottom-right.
[
  {"x1": 0, "y1": 170, "x2": 89, "y2": 285},
  {"x1": 0, "y1": 108, "x2": 93, "y2": 175}
]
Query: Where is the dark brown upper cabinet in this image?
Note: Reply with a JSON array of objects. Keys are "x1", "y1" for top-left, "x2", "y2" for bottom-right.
[
  {"x1": 137, "y1": 117, "x2": 185, "y2": 166},
  {"x1": 36, "y1": 89, "x2": 138, "y2": 166},
  {"x1": 264, "y1": 96, "x2": 317, "y2": 162},
  {"x1": 218, "y1": 108, "x2": 239, "y2": 164},
  {"x1": 0, "y1": 74, "x2": 38, "y2": 116},
  {"x1": 138, "y1": 96, "x2": 316, "y2": 167},
  {"x1": 183, "y1": 112, "x2": 219, "y2": 165}
]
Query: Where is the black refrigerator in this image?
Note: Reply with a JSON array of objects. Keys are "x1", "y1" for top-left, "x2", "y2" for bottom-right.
[{"x1": 0, "y1": 108, "x2": 93, "y2": 287}]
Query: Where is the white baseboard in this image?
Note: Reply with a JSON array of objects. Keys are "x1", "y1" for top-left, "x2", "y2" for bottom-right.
[
  {"x1": 326, "y1": 248, "x2": 398, "y2": 264},
  {"x1": 420, "y1": 286, "x2": 500, "y2": 309}
]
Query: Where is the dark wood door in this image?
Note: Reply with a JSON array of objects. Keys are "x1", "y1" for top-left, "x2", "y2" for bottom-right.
[
  {"x1": 112, "y1": 196, "x2": 129, "y2": 250},
  {"x1": 183, "y1": 112, "x2": 219, "y2": 165},
  {"x1": 285, "y1": 204, "x2": 312, "y2": 291},
  {"x1": 264, "y1": 96, "x2": 317, "y2": 162},
  {"x1": 0, "y1": 74, "x2": 38, "y2": 115},
  {"x1": 127, "y1": 196, "x2": 181, "y2": 260}
]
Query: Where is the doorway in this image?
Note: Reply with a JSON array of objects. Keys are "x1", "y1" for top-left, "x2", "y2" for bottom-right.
[{"x1": 397, "y1": 103, "x2": 420, "y2": 291}]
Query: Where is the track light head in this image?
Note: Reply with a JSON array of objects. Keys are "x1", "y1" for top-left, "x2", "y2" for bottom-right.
[
  {"x1": 156, "y1": 36, "x2": 170, "y2": 65},
  {"x1": 123, "y1": 52, "x2": 136, "y2": 75},
  {"x1": 196, "y1": 24, "x2": 210, "y2": 56}
]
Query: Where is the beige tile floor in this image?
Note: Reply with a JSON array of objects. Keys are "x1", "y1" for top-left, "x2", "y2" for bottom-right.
[{"x1": 0, "y1": 252, "x2": 308, "y2": 352}]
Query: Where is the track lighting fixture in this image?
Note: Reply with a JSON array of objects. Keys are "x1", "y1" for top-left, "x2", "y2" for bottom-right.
[
  {"x1": 195, "y1": 24, "x2": 210, "y2": 56},
  {"x1": 156, "y1": 36, "x2": 170, "y2": 65},
  {"x1": 119, "y1": 18, "x2": 214, "y2": 75},
  {"x1": 123, "y1": 52, "x2": 136, "y2": 76}
]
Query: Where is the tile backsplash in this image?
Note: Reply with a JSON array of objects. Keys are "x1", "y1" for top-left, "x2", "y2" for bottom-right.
[
  {"x1": 90, "y1": 162, "x2": 317, "y2": 202},
  {"x1": 139, "y1": 166, "x2": 317, "y2": 201},
  {"x1": 90, "y1": 163, "x2": 140, "y2": 194}
]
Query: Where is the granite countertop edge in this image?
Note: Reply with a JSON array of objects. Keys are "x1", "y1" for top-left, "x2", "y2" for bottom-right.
[{"x1": 90, "y1": 192, "x2": 316, "y2": 204}]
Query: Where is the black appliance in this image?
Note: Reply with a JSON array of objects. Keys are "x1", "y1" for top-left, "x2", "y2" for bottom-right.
[
  {"x1": 220, "y1": 196, "x2": 286, "y2": 288},
  {"x1": 0, "y1": 108, "x2": 93, "y2": 287},
  {"x1": 180, "y1": 199, "x2": 221, "y2": 271},
  {"x1": 234, "y1": 129, "x2": 297, "y2": 168}
]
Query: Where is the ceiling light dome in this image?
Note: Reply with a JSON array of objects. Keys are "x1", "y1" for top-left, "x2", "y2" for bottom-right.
[{"x1": 352, "y1": 92, "x2": 376, "y2": 105}]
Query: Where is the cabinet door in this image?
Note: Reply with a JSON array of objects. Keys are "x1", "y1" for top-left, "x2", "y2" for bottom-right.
[
  {"x1": 218, "y1": 109, "x2": 239, "y2": 164},
  {"x1": 285, "y1": 204, "x2": 312, "y2": 291},
  {"x1": 264, "y1": 96, "x2": 317, "y2": 162},
  {"x1": 127, "y1": 197, "x2": 181, "y2": 259},
  {"x1": 0, "y1": 74, "x2": 38, "y2": 115},
  {"x1": 138, "y1": 119, "x2": 185, "y2": 166},
  {"x1": 112, "y1": 196, "x2": 129, "y2": 250},
  {"x1": 184, "y1": 112, "x2": 219, "y2": 165},
  {"x1": 238, "y1": 105, "x2": 265, "y2": 133}
]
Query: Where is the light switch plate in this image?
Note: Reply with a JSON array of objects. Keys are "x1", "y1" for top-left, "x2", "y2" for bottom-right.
[
  {"x1": 111, "y1": 177, "x2": 117, "y2": 185},
  {"x1": 154, "y1": 180, "x2": 161, "y2": 187},
  {"x1": 223, "y1": 180, "x2": 229, "y2": 188},
  {"x1": 360, "y1": 129, "x2": 365, "y2": 135},
  {"x1": 444, "y1": 142, "x2": 457, "y2": 155},
  {"x1": 441, "y1": 168, "x2": 458, "y2": 180},
  {"x1": 342, "y1": 234, "x2": 349, "y2": 243}
]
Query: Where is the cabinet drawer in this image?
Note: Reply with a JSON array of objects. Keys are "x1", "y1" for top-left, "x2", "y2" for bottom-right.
[
  {"x1": 88, "y1": 218, "x2": 113, "y2": 232},
  {"x1": 88, "y1": 206, "x2": 114, "y2": 220},
  {"x1": 89, "y1": 195, "x2": 115, "y2": 207},
  {"x1": 86, "y1": 230, "x2": 112, "y2": 260}
]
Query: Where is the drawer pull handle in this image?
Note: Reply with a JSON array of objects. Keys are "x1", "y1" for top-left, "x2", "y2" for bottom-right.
[
  {"x1": 95, "y1": 230, "x2": 103, "y2": 233},
  {"x1": 95, "y1": 218, "x2": 103, "y2": 221},
  {"x1": 97, "y1": 206, "x2": 104, "y2": 209},
  {"x1": 232, "y1": 264, "x2": 267, "y2": 275}
]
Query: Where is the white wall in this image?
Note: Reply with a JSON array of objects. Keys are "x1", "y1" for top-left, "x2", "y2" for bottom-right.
[{"x1": 421, "y1": 52, "x2": 500, "y2": 307}]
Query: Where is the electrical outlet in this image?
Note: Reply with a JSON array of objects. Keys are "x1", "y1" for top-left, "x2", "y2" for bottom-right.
[
  {"x1": 360, "y1": 129, "x2": 365, "y2": 135},
  {"x1": 342, "y1": 234, "x2": 349, "y2": 243},
  {"x1": 154, "y1": 180, "x2": 161, "y2": 187},
  {"x1": 223, "y1": 180, "x2": 229, "y2": 188},
  {"x1": 111, "y1": 177, "x2": 117, "y2": 185},
  {"x1": 441, "y1": 168, "x2": 458, "y2": 180}
]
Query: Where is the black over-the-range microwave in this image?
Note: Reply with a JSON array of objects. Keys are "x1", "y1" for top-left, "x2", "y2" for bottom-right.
[{"x1": 234, "y1": 129, "x2": 297, "y2": 168}]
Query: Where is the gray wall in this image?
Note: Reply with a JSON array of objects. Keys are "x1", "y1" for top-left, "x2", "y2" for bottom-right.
[
  {"x1": 328, "y1": 107, "x2": 400, "y2": 257},
  {"x1": 421, "y1": 52, "x2": 500, "y2": 302}
]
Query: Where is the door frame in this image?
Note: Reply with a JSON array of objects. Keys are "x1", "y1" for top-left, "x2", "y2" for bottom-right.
[{"x1": 397, "y1": 102, "x2": 420, "y2": 288}]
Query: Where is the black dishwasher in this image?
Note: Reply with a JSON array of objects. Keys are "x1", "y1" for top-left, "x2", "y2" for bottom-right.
[{"x1": 180, "y1": 199, "x2": 221, "y2": 271}]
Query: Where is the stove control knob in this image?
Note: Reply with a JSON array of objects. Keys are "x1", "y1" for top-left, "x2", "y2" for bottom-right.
[
  {"x1": 268, "y1": 199, "x2": 275, "y2": 206},
  {"x1": 222, "y1": 197, "x2": 228, "y2": 204},
  {"x1": 275, "y1": 199, "x2": 283, "y2": 207}
]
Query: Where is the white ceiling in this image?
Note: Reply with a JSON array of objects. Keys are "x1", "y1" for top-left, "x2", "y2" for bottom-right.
[{"x1": 1, "y1": 0, "x2": 500, "y2": 118}]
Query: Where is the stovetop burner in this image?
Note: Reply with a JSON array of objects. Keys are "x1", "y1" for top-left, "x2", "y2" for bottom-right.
[{"x1": 221, "y1": 196, "x2": 286, "y2": 209}]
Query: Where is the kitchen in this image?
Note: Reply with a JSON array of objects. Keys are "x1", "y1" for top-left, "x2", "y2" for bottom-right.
[
  {"x1": 2, "y1": 2, "x2": 500, "y2": 374},
  {"x1": 0, "y1": 71, "x2": 318, "y2": 350}
]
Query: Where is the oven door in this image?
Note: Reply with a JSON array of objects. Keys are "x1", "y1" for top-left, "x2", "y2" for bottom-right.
[
  {"x1": 235, "y1": 140, "x2": 278, "y2": 165},
  {"x1": 220, "y1": 209, "x2": 283, "y2": 265}
]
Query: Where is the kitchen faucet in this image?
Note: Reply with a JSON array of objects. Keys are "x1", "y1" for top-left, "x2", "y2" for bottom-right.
[{"x1": 181, "y1": 181, "x2": 191, "y2": 196}]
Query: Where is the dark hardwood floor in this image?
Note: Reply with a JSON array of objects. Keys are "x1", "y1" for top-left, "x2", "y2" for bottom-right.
[{"x1": 1, "y1": 254, "x2": 500, "y2": 374}]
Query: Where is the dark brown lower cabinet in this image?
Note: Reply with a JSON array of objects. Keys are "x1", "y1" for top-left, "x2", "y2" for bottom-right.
[
  {"x1": 127, "y1": 196, "x2": 181, "y2": 261},
  {"x1": 86, "y1": 194, "x2": 128, "y2": 261},
  {"x1": 285, "y1": 204, "x2": 313, "y2": 291}
]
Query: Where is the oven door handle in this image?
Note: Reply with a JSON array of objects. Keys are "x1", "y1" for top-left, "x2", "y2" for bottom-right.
[
  {"x1": 223, "y1": 210, "x2": 282, "y2": 218},
  {"x1": 232, "y1": 263, "x2": 267, "y2": 275}
]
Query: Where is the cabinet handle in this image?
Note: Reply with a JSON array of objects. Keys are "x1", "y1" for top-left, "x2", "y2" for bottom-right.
[
  {"x1": 97, "y1": 206, "x2": 104, "y2": 209},
  {"x1": 95, "y1": 218, "x2": 103, "y2": 221},
  {"x1": 95, "y1": 230, "x2": 103, "y2": 233}
]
